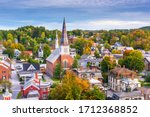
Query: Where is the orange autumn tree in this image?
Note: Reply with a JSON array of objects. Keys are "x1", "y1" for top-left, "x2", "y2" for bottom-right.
[
  {"x1": 49, "y1": 71, "x2": 105, "y2": 100},
  {"x1": 49, "y1": 71, "x2": 90, "y2": 100}
]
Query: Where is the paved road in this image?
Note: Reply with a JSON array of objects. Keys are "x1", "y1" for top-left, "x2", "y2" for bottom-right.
[{"x1": 10, "y1": 71, "x2": 21, "y2": 99}]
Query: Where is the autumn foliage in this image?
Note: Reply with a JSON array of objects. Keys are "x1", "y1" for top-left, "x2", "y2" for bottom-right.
[{"x1": 49, "y1": 71, "x2": 105, "y2": 100}]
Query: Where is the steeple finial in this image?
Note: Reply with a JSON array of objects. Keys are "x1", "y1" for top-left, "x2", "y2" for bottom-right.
[
  {"x1": 55, "y1": 30, "x2": 59, "y2": 49},
  {"x1": 60, "y1": 18, "x2": 68, "y2": 45}
]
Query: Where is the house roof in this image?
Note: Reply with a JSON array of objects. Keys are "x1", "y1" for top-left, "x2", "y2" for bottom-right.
[
  {"x1": 23, "y1": 81, "x2": 40, "y2": 90},
  {"x1": 23, "y1": 51, "x2": 33, "y2": 55},
  {"x1": 113, "y1": 91, "x2": 143, "y2": 98},
  {"x1": 110, "y1": 67, "x2": 137, "y2": 78},
  {"x1": 89, "y1": 78, "x2": 101, "y2": 84},
  {"x1": 23, "y1": 63, "x2": 40, "y2": 71},
  {"x1": 46, "y1": 48, "x2": 60, "y2": 63},
  {"x1": 145, "y1": 57, "x2": 150, "y2": 63}
]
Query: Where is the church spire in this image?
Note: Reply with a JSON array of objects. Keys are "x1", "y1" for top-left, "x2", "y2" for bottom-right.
[
  {"x1": 60, "y1": 18, "x2": 68, "y2": 46},
  {"x1": 55, "y1": 30, "x2": 59, "y2": 49}
]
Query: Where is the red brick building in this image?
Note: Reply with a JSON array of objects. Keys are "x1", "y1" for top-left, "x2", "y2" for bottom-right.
[
  {"x1": 0, "y1": 60, "x2": 11, "y2": 80},
  {"x1": 46, "y1": 18, "x2": 73, "y2": 76}
]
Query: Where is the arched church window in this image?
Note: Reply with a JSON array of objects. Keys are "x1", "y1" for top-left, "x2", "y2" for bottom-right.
[{"x1": 64, "y1": 60, "x2": 68, "y2": 68}]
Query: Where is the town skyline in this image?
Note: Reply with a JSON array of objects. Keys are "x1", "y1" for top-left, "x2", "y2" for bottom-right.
[{"x1": 0, "y1": 0, "x2": 150, "y2": 30}]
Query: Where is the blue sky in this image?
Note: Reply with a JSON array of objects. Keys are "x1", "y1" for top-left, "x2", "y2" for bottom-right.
[{"x1": 0, "y1": 0, "x2": 150, "y2": 30}]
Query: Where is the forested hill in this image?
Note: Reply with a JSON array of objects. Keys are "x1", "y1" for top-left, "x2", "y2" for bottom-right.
[
  {"x1": 140, "y1": 26, "x2": 150, "y2": 30},
  {"x1": 0, "y1": 26, "x2": 150, "y2": 59}
]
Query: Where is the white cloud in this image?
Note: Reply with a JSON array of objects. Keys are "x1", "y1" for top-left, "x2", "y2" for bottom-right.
[
  {"x1": 0, "y1": 25, "x2": 17, "y2": 30},
  {"x1": 1, "y1": 19, "x2": 150, "y2": 30},
  {"x1": 38, "y1": 19, "x2": 150, "y2": 30}
]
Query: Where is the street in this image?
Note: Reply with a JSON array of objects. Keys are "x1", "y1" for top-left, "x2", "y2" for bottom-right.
[{"x1": 10, "y1": 71, "x2": 21, "y2": 99}]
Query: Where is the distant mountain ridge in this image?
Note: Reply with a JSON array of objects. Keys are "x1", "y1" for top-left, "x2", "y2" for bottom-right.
[{"x1": 139, "y1": 26, "x2": 150, "y2": 30}]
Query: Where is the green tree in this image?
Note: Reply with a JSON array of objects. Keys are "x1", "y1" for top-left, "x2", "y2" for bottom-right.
[
  {"x1": 7, "y1": 33, "x2": 14, "y2": 41},
  {"x1": 43, "y1": 44, "x2": 51, "y2": 59},
  {"x1": 145, "y1": 74, "x2": 150, "y2": 82},
  {"x1": 81, "y1": 86, "x2": 105, "y2": 100},
  {"x1": 20, "y1": 52, "x2": 30, "y2": 61},
  {"x1": 41, "y1": 32, "x2": 45, "y2": 39},
  {"x1": 120, "y1": 50, "x2": 144, "y2": 72},
  {"x1": 104, "y1": 41, "x2": 111, "y2": 50},
  {"x1": 94, "y1": 50, "x2": 100, "y2": 58},
  {"x1": 0, "y1": 80, "x2": 12, "y2": 91},
  {"x1": 72, "y1": 58, "x2": 79, "y2": 68},
  {"x1": 101, "y1": 56, "x2": 116, "y2": 73},
  {"x1": 129, "y1": 50, "x2": 143, "y2": 59},
  {"x1": 53, "y1": 63, "x2": 63, "y2": 79},
  {"x1": 3, "y1": 48, "x2": 14, "y2": 58},
  {"x1": 121, "y1": 56, "x2": 144, "y2": 72}
]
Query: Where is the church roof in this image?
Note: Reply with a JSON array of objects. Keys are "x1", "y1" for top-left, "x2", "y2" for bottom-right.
[
  {"x1": 46, "y1": 48, "x2": 60, "y2": 63},
  {"x1": 60, "y1": 18, "x2": 68, "y2": 46}
]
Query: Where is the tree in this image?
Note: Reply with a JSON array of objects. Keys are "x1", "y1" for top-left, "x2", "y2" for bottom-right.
[
  {"x1": 112, "y1": 49, "x2": 121, "y2": 54},
  {"x1": 120, "y1": 35, "x2": 130, "y2": 46},
  {"x1": 7, "y1": 33, "x2": 13, "y2": 41},
  {"x1": 86, "y1": 62, "x2": 92, "y2": 68},
  {"x1": 0, "y1": 80, "x2": 12, "y2": 92},
  {"x1": 104, "y1": 41, "x2": 111, "y2": 50},
  {"x1": 41, "y1": 32, "x2": 45, "y2": 39},
  {"x1": 94, "y1": 50, "x2": 100, "y2": 58},
  {"x1": 145, "y1": 74, "x2": 150, "y2": 82},
  {"x1": 101, "y1": 56, "x2": 116, "y2": 73},
  {"x1": 129, "y1": 50, "x2": 143, "y2": 60},
  {"x1": 120, "y1": 50, "x2": 144, "y2": 72},
  {"x1": 53, "y1": 63, "x2": 63, "y2": 79},
  {"x1": 72, "y1": 58, "x2": 79, "y2": 68},
  {"x1": 49, "y1": 71, "x2": 90, "y2": 100},
  {"x1": 43, "y1": 44, "x2": 51, "y2": 59},
  {"x1": 81, "y1": 86, "x2": 105, "y2": 100},
  {"x1": 20, "y1": 52, "x2": 30, "y2": 61},
  {"x1": 3, "y1": 48, "x2": 14, "y2": 58}
]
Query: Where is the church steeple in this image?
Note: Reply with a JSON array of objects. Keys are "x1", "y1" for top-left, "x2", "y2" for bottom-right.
[
  {"x1": 60, "y1": 18, "x2": 68, "y2": 46},
  {"x1": 55, "y1": 30, "x2": 59, "y2": 49}
]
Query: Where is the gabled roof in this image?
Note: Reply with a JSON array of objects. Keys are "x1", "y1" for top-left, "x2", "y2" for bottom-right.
[
  {"x1": 23, "y1": 63, "x2": 40, "y2": 71},
  {"x1": 46, "y1": 48, "x2": 60, "y2": 63},
  {"x1": 145, "y1": 57, "x2": 150, "y2": 63},
  {"x1": 110, "y1": 67, "x2": 137, "y2": 78},
  {"x1": 113, "y1": 91, "x2": 143, "y2": 98},
  {"x1": 23, "y1": 81, "x2": 39, "y2": 90}
]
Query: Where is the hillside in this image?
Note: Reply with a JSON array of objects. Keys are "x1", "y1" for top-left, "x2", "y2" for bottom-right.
[{"x1": 140, "y1": 26, "x2": 150, "y2": 30}]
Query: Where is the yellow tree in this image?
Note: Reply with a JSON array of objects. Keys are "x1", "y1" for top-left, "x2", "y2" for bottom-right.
[{"x1": 49, "y1": 71, "x2": 90, "y2": 100}]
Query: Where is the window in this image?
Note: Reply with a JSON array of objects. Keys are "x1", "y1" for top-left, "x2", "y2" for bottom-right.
[
  {"x1": 2, "y1": 71, "x2": 6, "y2": 74},
  {"x1": 43, "y1": 88, "x2": 47, "y2": 92},
  {"x1": 43, "y1": 94, "x2": 47, "y2": 99},
  {"x1": 64, "y1": 61, "x2": 68, "y2": 68}
]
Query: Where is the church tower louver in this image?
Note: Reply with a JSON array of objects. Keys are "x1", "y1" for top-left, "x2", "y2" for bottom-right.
[{"x1": 46, "y1": 18, "x2": 73, "y2": 76}]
